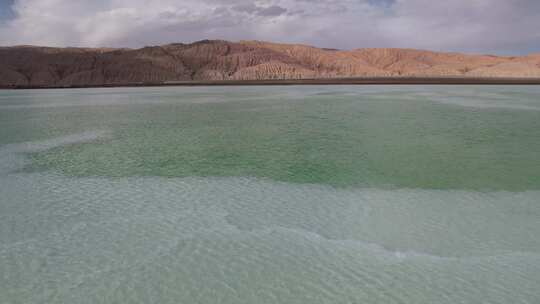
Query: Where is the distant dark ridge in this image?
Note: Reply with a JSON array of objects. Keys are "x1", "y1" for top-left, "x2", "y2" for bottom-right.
[{"x1": 2, "y1": 77, "x2": 540, "y2": 90}]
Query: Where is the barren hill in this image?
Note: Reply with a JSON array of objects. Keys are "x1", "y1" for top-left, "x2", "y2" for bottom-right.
[{"x1": 1, "y1": 40, "x2": 540, "y2": 87}]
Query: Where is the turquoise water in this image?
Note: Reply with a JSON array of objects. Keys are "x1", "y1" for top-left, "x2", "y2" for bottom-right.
[{"x1": 1, "y1": 86, "x2": 540, "y2": 303}]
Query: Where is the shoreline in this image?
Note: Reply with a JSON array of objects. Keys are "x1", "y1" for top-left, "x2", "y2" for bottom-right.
[{"x1": 2, "y1": 77, "x2": 540, "y2": 89}]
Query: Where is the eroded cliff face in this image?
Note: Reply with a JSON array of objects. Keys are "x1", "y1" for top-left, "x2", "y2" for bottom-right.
[{"x1": 1, "y1": 40, "x2": 539, "y2": 87}]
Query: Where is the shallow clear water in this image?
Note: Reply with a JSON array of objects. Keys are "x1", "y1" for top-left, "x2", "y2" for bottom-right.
[{"x1": 1, "y1": 86, "x2": 540, "y2": 303}]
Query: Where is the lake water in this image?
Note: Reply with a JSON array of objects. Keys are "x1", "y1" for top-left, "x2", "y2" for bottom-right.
[{"x1": 1, "y1": 86, "x2": 539, "y2": 303}]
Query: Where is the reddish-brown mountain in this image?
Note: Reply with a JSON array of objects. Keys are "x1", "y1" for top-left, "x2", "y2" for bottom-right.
[{"x1": 1, "y1": 40, "x2": 540, "y2": 87}]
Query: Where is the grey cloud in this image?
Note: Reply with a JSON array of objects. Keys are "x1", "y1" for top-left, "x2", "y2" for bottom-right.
[
  {"x1": 257, "y1": 5, "x2": 287, "y2": 17},
  {"x1": 0, "y1": 0, "x2": 538, "y2": 54},
  {"x1": 231, "y1": 3, "x2": 258, "y2": 14},
  {"x1": 231, "y1": 3, "x2": 287, "y2": 17}
]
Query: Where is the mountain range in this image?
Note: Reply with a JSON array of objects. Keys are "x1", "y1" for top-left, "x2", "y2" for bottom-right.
[{"x1": 1, "y1": 40, "x2": 540, "y2": 87}]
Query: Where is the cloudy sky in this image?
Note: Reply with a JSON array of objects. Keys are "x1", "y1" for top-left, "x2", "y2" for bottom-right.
[{"x1": 0, "y1": 0, "x2": 539, "y2": 54}]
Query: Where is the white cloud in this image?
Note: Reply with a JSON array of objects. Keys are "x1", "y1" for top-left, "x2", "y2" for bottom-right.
[{"x1": 0, "y1": 0, "x2": 539, "y2": 54}]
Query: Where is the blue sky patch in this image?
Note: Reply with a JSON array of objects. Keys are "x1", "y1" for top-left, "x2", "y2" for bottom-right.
[{"x1": 0, "y1": 0, "x2": 15, "y2": 21}]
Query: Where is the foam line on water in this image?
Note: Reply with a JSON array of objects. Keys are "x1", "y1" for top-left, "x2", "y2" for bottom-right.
[
  {"x1": 232, "y1": 225, "x2": 540, "y2": 262},
  {"x1": 0, "y1": 131, "x2": 110, "y2": 175},
  {"x1": 0, "y1": 130, "x2": 110, "y2": 154}
]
